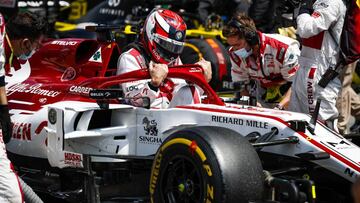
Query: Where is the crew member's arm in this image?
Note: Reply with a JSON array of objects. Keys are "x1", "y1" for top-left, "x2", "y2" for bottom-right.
[
  {"x1": 297, "y1": 0, "x2": 342, "y2": 38},
  {"x1": 0, "y1": 75, "x2": 12, "y2": 143},
  {"x1": 277, "y1": 41, "x2": 301, "y2": 109}
]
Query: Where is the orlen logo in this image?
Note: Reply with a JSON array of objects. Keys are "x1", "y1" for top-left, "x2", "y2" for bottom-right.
[
  {"x1": 51, "y1": 40, "x2": 77, "y2": 46},
  {"x1": 12, "y1": 122, "x2": 31, "y2": 141}
]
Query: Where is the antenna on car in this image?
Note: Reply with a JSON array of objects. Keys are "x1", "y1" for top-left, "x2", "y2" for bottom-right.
[{"x1": 308, "y1": 99, "x2": 321, "y2": 134}]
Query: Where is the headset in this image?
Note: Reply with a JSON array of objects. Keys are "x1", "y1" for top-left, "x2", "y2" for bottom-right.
[{"x1": 227, "y1": 19, "x2": 260, "y2": 46}]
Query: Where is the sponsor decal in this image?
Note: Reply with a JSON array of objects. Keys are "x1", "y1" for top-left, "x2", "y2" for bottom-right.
[
  {"x1": 211, "y1": 115, "x2": 269, "y2": 129},
  {"x1": 152, "y1": 49, "x2": 161, "y2": 61},
  {"x1": 317, "y1": 2, "x2": 329, "y2": 8},
  {"x1": 64, "y1": 152, "x2": 83, "y2": 167},
  {"x1": 344, "y1": 167, "x2": 358, "y2": 178},
  {"x1": 321, "y1": 140, "x2": 354, "y2": 150},
  {"x1": 68, "y1": 0, "x2": 87, "y2": 20},
  {"x1": 12, "y1": 122, "x2": 31, "y2": 140},
  {"x1": 69, "y1": 85, "x2": 93, "y2": 94},
  {"x1": 327, "y1": 140, "x2": 350, "y2": 148},
  {"x1": 175, "y1": 31, "x2": 183, "y2": 41},
  {"x1": 150, "y1": 152, "x2": 162, "y2": 195},
  {"x1": 0, "y1": 0, "x2": 16, "y2": 8},
  {"x1": 61, "y1": 67, "x2": 77, "y2": 81},
  {"x1": 89, "y1": 48, "x2": 102, "y2": 63},
  {"x1": 99, "y1": 8, "x2": 124, "y2": 16},
  {"x1": 108, "y1": 0, "x2": 121, "y2": 7},
  {"x1": 126, "y1": 85, "x2": 139, "y2": 92},
  {"x1": 307, "y1": 67, "x2": 316, "y2": 114},
  {"x1": 51, "y1": 40, "x2": 77, "y2": 46},
  {"x1": 7, "y1": 83, "x2": 61, "y2": 97},
  {"x1": 136, "y1": 55, "x2": 146, "y2": 69},
  {"x1": 311, "y1": 12, "x2": 321, "y2": 18},
  {"x1": 289, "y1": 54, "x2": 294, "y2": 60},
  {"x1": 264, "y1": 53, "x2": 275, "y2": 68},
  {"x1": 39, "y1": 97, "x2": 48, "y2": 104},
  {"x1": 222, "y1": 81, "x2": 234, "y2": 89},
  {"x1": 139, "y1": 117, "x2": 162, "y2": 144},
  {"x1": 277, "y1": 48, "x2": 285, "y2": 61}
]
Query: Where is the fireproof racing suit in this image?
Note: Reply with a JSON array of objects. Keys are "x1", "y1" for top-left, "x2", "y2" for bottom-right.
[
  {"x1": 117, "y1": 47, "x2": 201, "y2": 108},
  {"x1": 289, "y1": 0, "x2": 347, "y2": 124},
  {"x1": 0, "y1": 13, "x2": 23, "y2": 203},
  {"x1": 230, "y1": 32, "x2": 300, "y2": 107}
]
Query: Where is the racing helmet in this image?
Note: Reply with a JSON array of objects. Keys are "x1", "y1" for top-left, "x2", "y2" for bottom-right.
[{"x1": 141, "y1": 9, "x2": 186, "y2": 64}]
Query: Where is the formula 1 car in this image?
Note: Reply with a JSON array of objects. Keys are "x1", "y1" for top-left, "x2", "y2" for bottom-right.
[{"x1": 4, "y1": 27, "x2": 360, "y2": 203}]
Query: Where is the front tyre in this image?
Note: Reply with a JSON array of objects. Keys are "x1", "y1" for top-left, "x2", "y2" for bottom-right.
[{"x1": 150, "y1": 127, "x2": 263, "y2": 203}]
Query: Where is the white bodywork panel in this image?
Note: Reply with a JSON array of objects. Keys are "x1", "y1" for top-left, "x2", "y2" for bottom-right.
[{"x1": 6, "y1": 100, "x2": 360, "y2": 183}]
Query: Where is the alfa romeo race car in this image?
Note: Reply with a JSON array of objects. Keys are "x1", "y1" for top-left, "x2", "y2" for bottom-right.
[{"x1": 4, "y1": 27, "x2": 360, "y2": 203}]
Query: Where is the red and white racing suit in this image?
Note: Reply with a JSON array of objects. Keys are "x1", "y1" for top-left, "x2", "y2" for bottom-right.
[
  {"x1": 117, "y1": 47, "x2": 201, "y2": 108},
  {"x1": 0, "y1": 13, "x2": 23, "y2": 203},
  {"x1": 230, "y1": 32, "x2": 300, "y2": 107},
  {"x1": 289, "y1": 0, "x2": 347, "y2": 124}
]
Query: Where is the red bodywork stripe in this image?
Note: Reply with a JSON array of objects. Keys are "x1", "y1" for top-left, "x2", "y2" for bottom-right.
[
  {"x1": 190, "y1": 86, "x2": 200, "y2": 104},
  {"x1": 35, "y1": 121, "x2": 48, "y2": 134},
  {"x1": 176, "y1": 106, "x2": 360, "y2": 172}
]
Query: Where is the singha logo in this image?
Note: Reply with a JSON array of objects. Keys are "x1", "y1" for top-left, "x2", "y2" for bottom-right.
[{"x1": 143, "y1": 117, "x2": 158, "y2": 136}]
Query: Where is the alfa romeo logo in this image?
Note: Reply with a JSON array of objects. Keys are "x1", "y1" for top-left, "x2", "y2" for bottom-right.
[{"x1": 175, "y1": 31, "x2": 183, "y2": 41}]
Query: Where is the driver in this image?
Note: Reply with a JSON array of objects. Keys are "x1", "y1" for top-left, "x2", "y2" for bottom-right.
[
  {"x1": 117, "y1": 9, "x2": 212, "y2": 108},
  {"x1": 0, "y1": 11, "x2": 47, "y2": 203}
]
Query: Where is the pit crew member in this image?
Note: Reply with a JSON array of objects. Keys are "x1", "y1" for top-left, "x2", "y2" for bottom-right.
[
  {"x1": 288, "y1": 0, "x2": 346, "y2": 130},
  {"x1": 0, "y1": 11, "x2": 47, "y2": 203},
  {"x1": 223, "y1": 12, "x2": 300, "y2": 109},
  {"x1": 117, "y1": 9, "x2": 212, "y2": 108}
]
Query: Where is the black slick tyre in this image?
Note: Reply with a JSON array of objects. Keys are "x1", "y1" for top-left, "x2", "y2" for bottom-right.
[{"x1": 149, "y1": 126, "x2": 264, "y2": 203}]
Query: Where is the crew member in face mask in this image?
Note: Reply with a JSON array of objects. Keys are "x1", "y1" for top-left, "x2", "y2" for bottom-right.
[
  {"x1": 0, "y1": 11, "x2": 47, "y2": 203},
  {"x1": 223, "y1": 12, "x2": 300, "y2": 109}
]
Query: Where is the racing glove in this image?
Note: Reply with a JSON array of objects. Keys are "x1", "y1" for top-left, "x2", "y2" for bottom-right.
[
  {"x1": 0, "y1": 105, "x2": 12, "y2": 143},
  {"x1": 196, "y1": 58, "x2": 212, "y2": 83},
  {"x1": 149, "y1": 61, "x2": 168, "y2": 88},
  {"x1": 298, "y1": 0, "x2": 314, "y2": 15}
]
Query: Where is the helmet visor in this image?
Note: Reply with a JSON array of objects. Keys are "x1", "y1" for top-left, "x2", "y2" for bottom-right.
[{"x1": 153, "y1": 33, "x2": 185, "y2": 55}]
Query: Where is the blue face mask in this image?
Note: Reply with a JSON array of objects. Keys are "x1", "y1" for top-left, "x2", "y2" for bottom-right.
[
  {"x1": 234, "y1": 48, "x2": 252, "y2": 59},
  {"x1": 18, "y1": 49, "x2": 36, "y2": 61}
]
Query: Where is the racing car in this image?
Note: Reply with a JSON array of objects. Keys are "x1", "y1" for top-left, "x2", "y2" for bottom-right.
[{"x1": 4, "y1": 26, "x2": 360, "y2": 203}]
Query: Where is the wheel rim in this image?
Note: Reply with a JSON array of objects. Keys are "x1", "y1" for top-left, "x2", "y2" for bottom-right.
[{"x1": 160, "y1": 155, "x2": 205, "y2": 203}]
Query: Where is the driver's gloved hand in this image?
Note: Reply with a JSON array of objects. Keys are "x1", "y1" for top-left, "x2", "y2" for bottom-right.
[
  {"x1": 0, "y1": 105, "x2": 12, "y2": 144},
  {"x1": 298, "y1": 0, "x2": 314, "y2": 15}
]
